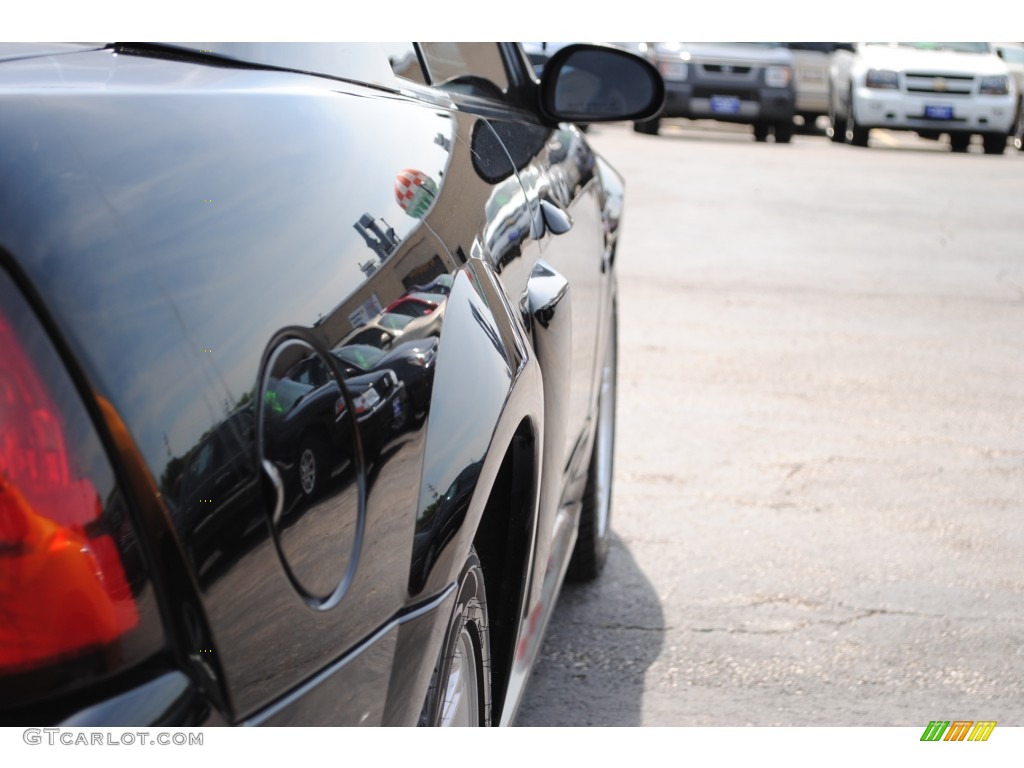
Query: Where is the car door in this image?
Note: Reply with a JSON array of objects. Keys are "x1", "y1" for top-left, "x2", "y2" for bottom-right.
[{"x1": 407, "y1": 42, "x2": 617, "y2": 722}]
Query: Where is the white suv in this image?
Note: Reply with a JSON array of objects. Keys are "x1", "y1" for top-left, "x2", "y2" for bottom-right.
[{"x1": 829, "y1": 42, "x2": 1017, "y2": 154}]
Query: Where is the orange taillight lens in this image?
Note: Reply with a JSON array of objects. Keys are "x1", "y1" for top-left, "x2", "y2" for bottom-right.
[{"x1": 0, "y1": 301, "x2": 138, "y2": 675}]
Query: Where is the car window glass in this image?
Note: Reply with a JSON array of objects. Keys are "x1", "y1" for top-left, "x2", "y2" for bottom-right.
[
  {"x1": 379, "y1": 313, "x2": 413, "y2": 331},
  {"x1": 389, "y1": 43, "x2": 427, "y2": 84},
  {"x1": 347, "y1": 328, "x2": 393, "y2": 349},
  {"x1": 1003, "y1": 47, "x2": 1024, "y2": 64},
  {"x1": 288, "y1": 357, "x2": 328, "y2": 388},
  {"x1": 418, "y1": 42, "x2": 509, "y2": 98},
  {"x1": 389, "y1": 300, "x2": 432, "y2": 318},
  {"x1": 185, "y1": 439, "x2": 218, "y2": 486},
  {"x1": 336, "y1": 345, "x2": 384, "y2": 369},
  {"x1": 265, "y1": 377, "x2": 312, "y2": 415}
]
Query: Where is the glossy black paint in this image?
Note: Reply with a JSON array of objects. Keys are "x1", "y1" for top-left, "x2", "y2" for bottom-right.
[{"x1": 0, "y1": 42, "x2": 645, "y2": 726}]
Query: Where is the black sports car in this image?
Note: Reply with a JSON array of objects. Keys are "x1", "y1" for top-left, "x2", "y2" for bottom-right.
[{"x1": 0, "y1": 42, "x2": 662, "y2": 727}]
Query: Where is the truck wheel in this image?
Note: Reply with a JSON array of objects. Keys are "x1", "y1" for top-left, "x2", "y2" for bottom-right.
[
  {"x1": 773, "y1": 122, "x2": 794, "y2": 144},
  {"x1": 982, "y1": 133, "x2": 1007, "y2": 155},
  {"x1": 845, "y1": 89, "x2": 869, "y2": 146},
  {"x1": 828, "y1": 93, "x2": 847, "y2": 143},
  {"x1": 633, "y1": 117, "x2": 660, "y2": 135},
  {"x1": 950, "y1": 133, "x2": 971, "y2": 153},
  {"x1": 753, "y1": 122, "x2": 770, "y2": 142},
  {"x1": 1013, "y1": 101, "x2": 1024, "y2": 151},
  {"x1": 846, "y1": 109, "x2": 869, "y2": 147}
]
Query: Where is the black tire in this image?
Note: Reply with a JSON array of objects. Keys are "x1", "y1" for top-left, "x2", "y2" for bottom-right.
[
  {"x1": 753, "y1": 122, "x2": 770, "y2": 142},
  {"x1": 828, "y1": 91, "x2": 848, "y2": 143},
  {"x1": 633, "y1": 117, "x2": 660, "y2": 135},
  {"x1": 420, "y1": 548, "x2": 491, "y2": 726},
  {"x1": 773, "y1": 121, "x2": 794, "y2": 144},
  {"x1": 950, "y1": 133, "x2": 971, "y2": 153},
  {"x1": 1013, "y1": 101, "x2": 1024, "y2": 151},
  {"x1": 297, "y1": 433, "x2": 327, "y2": 499},
  {"x1": 847, "y1": 95, "x2": 869, "y2": 147},
  {"x1": 567, "y1": 301, "x2": 617, "y2": 581},
  {"x1": 982, "y1": 133, "x2": 1007, "y2": 155}
]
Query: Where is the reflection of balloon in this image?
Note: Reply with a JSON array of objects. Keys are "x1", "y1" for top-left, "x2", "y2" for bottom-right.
[{"x1": 395, "y1": 169, "x2": 437, "y2": 219}]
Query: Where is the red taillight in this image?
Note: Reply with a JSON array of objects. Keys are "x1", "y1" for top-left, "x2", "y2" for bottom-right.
[{"x1": 0, "y1": 308, "x2": 139, "y2": 674}]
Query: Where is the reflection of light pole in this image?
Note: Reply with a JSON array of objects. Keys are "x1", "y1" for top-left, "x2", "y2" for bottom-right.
[{"x1": 379, "y1": 217, "x2": 398, "y2": 251}]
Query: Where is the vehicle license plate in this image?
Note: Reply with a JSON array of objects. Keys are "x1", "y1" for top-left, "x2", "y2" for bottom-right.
[
  {"x1": 710, "y1": 96, "x2": 741, "y2": 114},
  {"x1": 924, "y1": 105, "x2": 953, "y2": 119},
  {"x1": 393, "y1": 399, "x2": 403, "y2": 420}
]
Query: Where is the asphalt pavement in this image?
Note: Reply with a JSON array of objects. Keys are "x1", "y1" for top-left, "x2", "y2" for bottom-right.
[{"x1": 515, "y1": 120, "x2": 1024, "y2": 726}]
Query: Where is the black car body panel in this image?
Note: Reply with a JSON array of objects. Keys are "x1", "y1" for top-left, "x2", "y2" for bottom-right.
[{"x1": 0, "y1": 42, "x2": 655, "y2": 726}]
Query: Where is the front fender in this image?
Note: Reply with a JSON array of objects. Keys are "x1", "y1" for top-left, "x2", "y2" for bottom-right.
[{"x1": 410, "y1": 255, "x2": 541, "y2": 599}]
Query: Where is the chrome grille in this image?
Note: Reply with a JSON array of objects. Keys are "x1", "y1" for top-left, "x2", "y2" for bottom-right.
[
  {"x1": 702, "y1": 64, "x2": 752, "y2": 75},
  {"x1": 903, "y1": 72, "x2": 975, "y2": 96}
]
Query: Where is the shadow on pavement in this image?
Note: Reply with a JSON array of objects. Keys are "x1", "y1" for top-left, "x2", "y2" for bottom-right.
[{"x1": 514, "y1": 533, "x2": 664, "y2": 726}]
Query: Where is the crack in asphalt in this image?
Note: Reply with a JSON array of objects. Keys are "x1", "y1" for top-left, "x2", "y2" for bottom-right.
[
  {"x1": 689, "y1": 606, "x2": 1024, "y2": 635},
  {"x1": 571, "y1": 604, "x2": 1022, "y2": 638}
]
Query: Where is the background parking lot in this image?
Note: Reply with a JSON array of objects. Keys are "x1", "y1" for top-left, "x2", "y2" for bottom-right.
[{"x1": 517, "y1": 121, "x2": 1024, "y2": 725}]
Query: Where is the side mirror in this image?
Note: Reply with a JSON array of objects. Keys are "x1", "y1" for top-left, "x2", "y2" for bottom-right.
[{"x1": 538, "y1": 44, "x2": 665, "y2": 124}]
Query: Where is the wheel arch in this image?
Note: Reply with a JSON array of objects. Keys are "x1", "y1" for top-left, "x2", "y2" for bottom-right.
[{"x1": 459, "y1": 416, "x2": 535, "y2": 726}]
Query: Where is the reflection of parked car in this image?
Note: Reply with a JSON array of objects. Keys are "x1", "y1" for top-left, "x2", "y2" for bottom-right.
[
  {"x1": 1, "y1": 41, "x2": 661, "y2": 727},
  {"x1": 263, "y1": 375, "x2": 355, "y2": 500},
  {"x1": 340, "y1": 296, "x2": 446, "y2": 352},
  {"x1": 829, "y1": 42, "x2": 1017, "y2": 154},
  {"x1": 635, "y1": 42, "x2": 797, "y2": 143},
  {"x1": 278, "y1": 356, "x2": 406, "y2": 480},
  {"x1": 994, "y1": 42, "x2": 1024, "y2": 150},
  {"x1": 177, "y1": 408, "x2": 262, "y2": 576},
  {"x1": 333, "y1": 338, "x2": 438, "y2": 418},
  {"x1": 385, "y1": 291, "x2": 445, "y2": 318},
  {"x1": 410, "y1": 273, "x2": 454, "y2": 296}
]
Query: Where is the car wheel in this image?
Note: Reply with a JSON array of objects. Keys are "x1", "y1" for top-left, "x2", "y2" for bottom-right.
[
  {"x1": 633, "y1": 117, "x2": 660, "y2": 135},
  {"x1": 567, "y1": 301, "x2": 617, "y2": 581},
  {"x1": 1013, "y1": 101, "x2": 1024, "y2": 151},
  {"x1": 847, "y1": 96, "x2": 869, "y2": 146},
  {"x1": 420, "y1": 548, "x2": 491, "y2": 726},
  {"x1": 828, "y1": 91, "x2": 848, "y2": 143},
  {"x1": 982, "y1": 133, "x2": 1007, "y2": 155},
  {"x1": 773, "y1": 121, "x2": 794, "y2": 144},
  {"x1": 950, "y1": 133, "x2": 971, "y2": 153},
  {"x1": 753, "y1": 122, "x2": 770, "y2": 142},
  {"x1": 297, "y1": 434, "x2": 327, "y2": 498}
]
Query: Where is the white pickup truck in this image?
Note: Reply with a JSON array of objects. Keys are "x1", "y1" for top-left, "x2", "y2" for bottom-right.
[{"x1": 828, "y1": 42, "x2": 1017, "y2": 154}]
